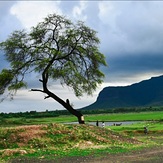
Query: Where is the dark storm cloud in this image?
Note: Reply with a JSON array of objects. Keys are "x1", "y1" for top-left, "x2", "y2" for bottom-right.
[
  {"x1": 102, "y1": 53, "x2": 163, "y2": 85},
  {"x1": 94, "y1": 1, "x2": 163, "y2": 85},
  {"x1": 110, "y1": 54, "x2": 163, "y2": 73},
  {"x1": 98, "y1": 1, "x2": 163, "y2": 56}
]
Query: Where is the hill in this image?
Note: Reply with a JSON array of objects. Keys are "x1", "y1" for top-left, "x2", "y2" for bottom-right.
[{"x1": 82, "y1": 75, "x2": 163, "y2": 110}]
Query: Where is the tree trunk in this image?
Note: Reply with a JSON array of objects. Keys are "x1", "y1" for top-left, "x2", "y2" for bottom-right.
[
  {"x1": 77, "y1": 115, "x2": 85, "y2": 124},
  {"x1": 66, "y1": 99, "x2": 85, "y2": 124},
  {"x1": 44, "y1": 89, "x2": 85, "y2": 124},
  {"x1": 38, "y1": 73, "x2": 85, "y2": 124},
  {"x1": 60, "y1": 100, "x2": 85, "y2": 124}
]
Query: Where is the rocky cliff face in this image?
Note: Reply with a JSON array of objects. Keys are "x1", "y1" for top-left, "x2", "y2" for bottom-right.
[{"x1": 82, "y1": 75, "x2": 163, "y2": 110}]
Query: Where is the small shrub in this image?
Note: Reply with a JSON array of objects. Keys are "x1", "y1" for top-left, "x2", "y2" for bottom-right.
[{"x1": 28, "y1": 138, "x2": 48, "y2": 149}]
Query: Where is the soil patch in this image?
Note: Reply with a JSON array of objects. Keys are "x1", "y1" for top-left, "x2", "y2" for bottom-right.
[{"x1": 10, "y1": 146, "x2": 163, "y2": 163}]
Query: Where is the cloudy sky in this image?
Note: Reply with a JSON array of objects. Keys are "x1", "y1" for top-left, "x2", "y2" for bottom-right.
[{"x1": 1, "y1": 1, "x2": 163, "y2": 113}]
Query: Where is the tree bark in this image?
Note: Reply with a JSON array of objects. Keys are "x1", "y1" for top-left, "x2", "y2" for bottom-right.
[
  {"x1": 32, "y1": 88, "x2": 85, "y2": 124},
  {"x1": 37, "y1": 69, "x2": 85, "y2": 124},
  {"x1": 42, "y1": 88, "x2": 85, "y2": 124},
  {"x1": 66, "y1": 99, "x2": 85, "y2": 124}
]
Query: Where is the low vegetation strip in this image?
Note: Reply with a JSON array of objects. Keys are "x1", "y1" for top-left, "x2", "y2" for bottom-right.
[
  {"x1": 86, "y1": 111, "x2": 163, "y2": 122},
  {"x1": 0, "y1": 123, "x2": 144, "y2": 162},
  {"x1": 1, "y1": 111, "x2": 163, "y2": 126},
  {"x1": 0, "y1": 107, "x2": 163, "y2": 123}
]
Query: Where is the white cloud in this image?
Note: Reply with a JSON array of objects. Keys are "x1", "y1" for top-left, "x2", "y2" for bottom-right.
[
  {"x1": 72, "y1": 1, "x2": 87, "y2": 21},
  {"x1": 0, "y1": 85, "x2": 98, "y2": 113},
  {"x1": 10, "y1": 1, "x2": 62, "y2": 29},
  {"x1": 98, "y1": 2, "x2": 115, "y2": 25}
]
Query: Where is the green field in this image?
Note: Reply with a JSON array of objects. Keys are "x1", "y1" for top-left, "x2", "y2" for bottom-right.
[
  {"x1": 0, "y1": 111, "x2": 162, "y2": 162},
  {"x1": 85, "y1": 111, "x2": 163, "y2": 122},
  {"x1": 1, "y1": 111, "x2": 163, "y2": 126}
]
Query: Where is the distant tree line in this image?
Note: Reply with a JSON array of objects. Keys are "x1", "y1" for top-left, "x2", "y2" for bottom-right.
[
  {"x1": 0, "y1": 110, "x2": 70, "y2": 119},
  {"x1": 82, "y1": 106, "x2": 163, "y2": 114},
  {"x1": 0, "y1": 106, "x2": 163, "y2": 119}
]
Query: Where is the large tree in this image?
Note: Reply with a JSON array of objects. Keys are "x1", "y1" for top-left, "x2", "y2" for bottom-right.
[{"x1": 0, "y1": 14, "x2": 107, "y2": 124}]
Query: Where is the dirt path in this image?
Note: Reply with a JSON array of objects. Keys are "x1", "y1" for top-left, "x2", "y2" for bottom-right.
[
  {"x1": 56, "y1": 146, "x2": 163, "y2": 163},
  {"x1": 11, "y1": 146, "x2": 163, "y2": 163},
  {"x1": 87, "y1": 146, "x2": 163, "y2": 163}
]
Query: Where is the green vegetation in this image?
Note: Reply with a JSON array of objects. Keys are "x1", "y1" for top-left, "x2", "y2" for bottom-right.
[
  {"x1": 0, "y1": 13, "x2": 107, "y2": 124},
  {"x1": 108, "y1": 121, "x2": 163, "y2": 149},
  {"x1": 1, "y1": 111, "x2": 163, "y2": 127},
  {"x1": 109, "y1": 121, "x2": 163, "y2": 132},
  {"x1": 0, "y1": 123, "x2": 141, "y2": 162},
  {"x1": 1, "y1": 106, "x2": 163, "y2": 120},
  {"x1": 86, "y1": 111, "x2": 163, "y2": 122},
  {"x1": 0, "y1": 111, "x2": 162, "y2": 162},
  {"x1": 109, "y1": 121, "x2": 163, "y2": 142}
]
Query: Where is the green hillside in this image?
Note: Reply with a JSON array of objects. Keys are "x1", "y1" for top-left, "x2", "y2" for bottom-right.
[{"x1": 83, "y1": 75, "x2": 163, "y2": 110}]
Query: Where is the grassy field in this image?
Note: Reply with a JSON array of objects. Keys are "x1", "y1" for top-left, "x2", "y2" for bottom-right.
[
  {"x1": 109, "y1": 121, "x2": 163, "y2": 132},
  {"x1": 0, "y1": 111, "x2": 162, "y2": 162},
  {"x1": 1, "y1": 111, "x2": 163, "y2": 126},
  {"x1": 85, "y1": 111, "x2": 163, "y2": 122}
]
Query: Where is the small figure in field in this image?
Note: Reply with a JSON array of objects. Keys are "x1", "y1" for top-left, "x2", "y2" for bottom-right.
[
  {"x1": 115, "y1": 123, "x2": 122, "y2": 126},
  {"x1": 96, "y1": 120, "x2": 99, "y2": 126},
  {"x1": 102, "y1": 121, "x2": 105, "y2": 128},
  {"x1": 144, "y1": 127, "x2": 148, "y2": 134}
]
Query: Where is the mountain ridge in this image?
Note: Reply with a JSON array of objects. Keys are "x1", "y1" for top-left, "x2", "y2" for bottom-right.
[{"x1": 82, "y1": 75, "x2": 163, "y2": 110}]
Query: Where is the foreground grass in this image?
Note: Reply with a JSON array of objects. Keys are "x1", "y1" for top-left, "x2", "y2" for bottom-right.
[
  {"x1": 0, "y1": 121, "x2": 162, "y2": 162},
  {"x1": 0, "y1": 112, "x2": 162, "y2": 162},
  {"x1": 0, "y1": 123, "x2": 144, "y2": 162},
  {"x1": 108, "y1": 121, "x2": 163, "y2": 146}
]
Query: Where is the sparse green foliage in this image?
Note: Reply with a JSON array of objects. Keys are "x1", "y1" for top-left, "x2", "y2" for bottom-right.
[
  {"x1": 0, "y1": 13, "x2": 107, "y2": 123},
  {"x1": 0, "y1": 69, "x2": 14, "y2": 94},
  {"x1": 0, "y1": 13, "x2": 106, "y2": 97}
]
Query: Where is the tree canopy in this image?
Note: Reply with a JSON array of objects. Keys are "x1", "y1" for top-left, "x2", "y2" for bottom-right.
[{"x1": 0, "y1": 13, "x2": 107, "y2": 123}]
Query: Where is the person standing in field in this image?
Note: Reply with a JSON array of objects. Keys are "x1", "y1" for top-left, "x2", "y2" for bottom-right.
[
  {"x1": 96, "y1": 120, "x2": 99, "y2": 126},
  {"x1": 102, "y1": 121, "x2": 105, "y2": 128},
  {"x1": 144, "y1": 127, "x2": 148, "y2": 134}
]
